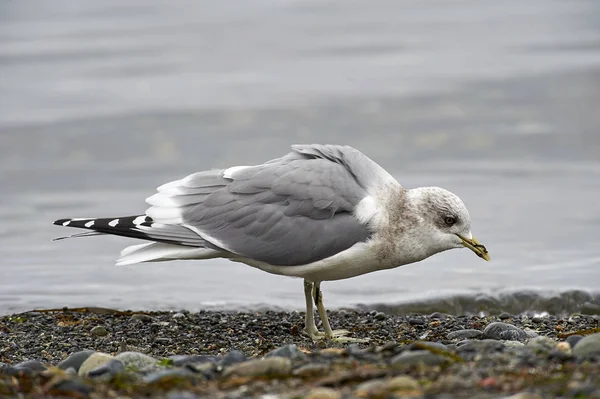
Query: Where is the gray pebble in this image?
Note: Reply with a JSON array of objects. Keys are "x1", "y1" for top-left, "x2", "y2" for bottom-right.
[
  {"x1": 526, "y1": 336, "x2": 556, "y2": 353},
  {"x1": 132, "y1": 313, "x2": 153, "y2": 322},
  {"x1": 390, "y1": 350, "x2": 448, "y2": 366},
  {"x1": 115, "y1": 351, "x2": 159, "y2": 371},
  {"x1": 223, "y1": 356, "x2": 292, "y2": 377},
  {"x1": 456, "y1": 339, "x2": 505, "y2": 353},
  {"x1": 90, "y1": 325, "x2": 109, "y2": 337},
  {"x1": 143, "y1": 368, "x2": 196, "y2": 384},
  {"x1": 88, "y1": 359, "x2": 124, "y2": 378},
  {"x1": 78, "y1": 353, "x2": 115, "y2": 377},
  {"x1": 13, "y1": 360, "x2": 47, "y2": 372},
  {"x1": 172, "y1": 312, "x2": 186, "y2": 319},
  {"x1": 266, "y1": 344, "x2": 307, "y2": 362},
  {"x1": 447, "y1": 329, "x2": 484, "y2": 340},
  {"x1": 498, "y1": 312, "x2": 512, "y2": 320},
  {"x1": 572, "y1": 333, "x2": 600, "y2": 359},
  {"x1": 169, "y1": 355, "x2": 219, "y2": 367},
  {"x1": 483, "y1": 322, "x2": 528, "y2": 341},
  {"x1": 51, "y1": 379, "x2": 92, "y2": 397},
  {"x1": 408, "y1": 317, "x2": 425, "y2": 326},
  {"x1": 221, "y1": 350, "x2": 247, "y2": 367},
  {"x1": 58, "y1": 350, "x2": 96, "y2": 372},
  {"x1": 374, "y1": 312, "x2": 386, "y2": 321},
  {"x1": 566, "y1": 335, "x2": 584, "y2": 348},
  {"x1": 155, "y1": 337, "x2": 173, "y2": 345}
]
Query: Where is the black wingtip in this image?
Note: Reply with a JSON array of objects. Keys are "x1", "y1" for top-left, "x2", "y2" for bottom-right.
[{"x1": 54, "y1": 218, "x2": 69, "y2": 226}]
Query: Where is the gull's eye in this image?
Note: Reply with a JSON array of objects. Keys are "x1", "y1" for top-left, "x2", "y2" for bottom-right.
[{"x1": 444, "y1": 216, "x2": 456, "y2": 226}]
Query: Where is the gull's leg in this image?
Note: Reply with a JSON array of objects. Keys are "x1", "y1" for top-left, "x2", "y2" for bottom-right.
[
  {"x1": 314, "y1": 282, "x2": 369, "y2": 342},
  {"x1": 303, "y1": 279, "x2": 321, "y2": 339}
]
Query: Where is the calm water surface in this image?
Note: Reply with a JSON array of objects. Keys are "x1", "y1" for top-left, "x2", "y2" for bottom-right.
[{"x1": 1, "y1": 0, "x2": 599, "y2": 315}]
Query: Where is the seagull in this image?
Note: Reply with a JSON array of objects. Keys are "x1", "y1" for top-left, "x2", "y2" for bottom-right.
[{"x1": 54, "y1": 144, "x2": 490, "y2": 342}]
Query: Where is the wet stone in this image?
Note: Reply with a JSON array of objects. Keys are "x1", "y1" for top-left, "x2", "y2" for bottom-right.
[
  {"x1": 50, "y1": 379, "x2": 93, "y2": 397},
  {"x1": 447, "y1": 329, "x2": 484, "y2": 340},
  {"x1": 266, "y1": 344, "x2": 307, "y2": 362},
  {"x1": 169, "y1": 355, "x2": 219, "y2": 367},
  {"x1": 391, "y1": 350, "x2": 448, "y2": 367},
  {"x1": 58, "y1": 350, "x2": 96, "y2": 372},
  {"x1": 306, "y1": 387, "x2": 342, "y2": 399},
  {"x1": 483, "y1": 322, "x2": 528, "y2": 341},
  {"x1": 143, "y1": 368, "x2": 197, "y2": 384},
  {"x1": 526, "y1": 336, "x2": 556, "y2": 353},
  {"x1": 221, "y1": 350, "x2": 247, "y2": 367},
  {"x1": 408, "y1": 317, "x2": 426, "y2": 326},
  {"x1": 572, "y1": 333, "x2": 600, "y2": 359},
  {"x1": 373, "y1": 312, "x2": 386, "y2": 321},
  {"x1": 567, "y1": 335, "x2": 584, "y2": 348},
  {"x1": 115, "y1": 351, "x2": 159, "y2": 372},
  {"x1": 90, "y1": 325, "x2": 109, "y2": 337},
  {"x1": 13, "y1": 360, "x2": 47, "y2": 372},
  {"x1": 79, "y1": 353, "x2": 115, "y2": 377},
  {"x1": 131, "y1": 314, "x2": 153, "y2": 322},
  {"x1": 223, "y1": 356, "x2": 292, "y2": 378},
  {"x1": 88, "y1": 358, "x2": 124, "y2": 378},
  {"x1": 498, "y1": 312, "x2": 512, "y2": 320}
]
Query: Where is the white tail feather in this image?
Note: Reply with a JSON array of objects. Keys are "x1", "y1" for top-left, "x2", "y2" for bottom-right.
[{"x1": 116, "y1": 242, "x2": 221, "y2": 266}]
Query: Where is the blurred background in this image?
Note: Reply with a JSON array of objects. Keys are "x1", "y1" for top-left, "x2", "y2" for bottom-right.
[{"x1": 1, "y1": 0, "x2": 599, "y2": 316}]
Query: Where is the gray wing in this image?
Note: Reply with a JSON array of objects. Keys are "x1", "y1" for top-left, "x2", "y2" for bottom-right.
[{"x1": 146, "y1": 145, "x2": 376, "y2": 266}]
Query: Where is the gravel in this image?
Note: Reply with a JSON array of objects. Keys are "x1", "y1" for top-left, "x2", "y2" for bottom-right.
[{"x1": 1, "y1": 308, "x2": 599, "y2": 398}]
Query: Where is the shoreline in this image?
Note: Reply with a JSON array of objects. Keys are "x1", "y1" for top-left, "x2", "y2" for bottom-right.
[{"x1": 1, "y1": 309, "x2": 599, "y2": 398}]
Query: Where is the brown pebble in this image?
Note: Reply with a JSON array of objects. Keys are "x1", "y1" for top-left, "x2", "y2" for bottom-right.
[
  {"x1": 222, "y1": 356, "x2": 292, "y2": 378},
  {"x1": 305, "y1": 387, "x2": 342, "y2": 399}
]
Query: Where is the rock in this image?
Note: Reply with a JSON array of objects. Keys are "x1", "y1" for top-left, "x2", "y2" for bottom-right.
[
  {"x1": 354, "y1": 379, "x2": 387, "y2": 398},
  {"x1": 385, "y1": 375, "x2": 421, "y2": 393},
  {"x1": 50, "y1": 379, "x2": 93, "y2": 397},
  {"x1": 408, "y1": 341, "x2": 449, "y2": 352},
  {"x1": 58, "y1": 350, "x2": 96, "y2": 372},
  {"x1": 155, "y1": 337, "x2": 173, "y2": 345},
  {"x1": 447, "y1": 329, "x2": 484, "y2": 340},
  {"x1": 88, "y1": 359, "x2": 124, "y2": 378},
  {"x1": 572, "y1": 333, "x2": 600, "y2": 358},
  {"x1": 78, "y1": 353, "x2": 115, "y2": 377},
  {"x1": 503, "y1": 340, "x2": 525, "y2": 347},
  {"x1": 373, "y1": 312, "x2": 386, "y2": 321},
  {"x1": 429, "y1": 312, "x2": 446, "y2": 320},
  {"x1": 90, "y1": 325, "x2": 109, "y2": 337},
  {"x1": 13, "y1": 360, "x2": 47, "y2": 372},
  {"x1": 483, "y1": 322, "x2": 528, "y2": 341},
  {"x1": 566, "y1": 335, "x2": 584, "y2": 348},
  {"x1": 143, "y1": 368, "x2": 196, "y2": 384},
  {"x1": 115, "y1": 352, "x2": 160, "y2": 372},
  {"x1": 167, "y1": 392, "x2": 201, "y2": 399},
  {"x1": 503, "y1": 393, "x2": 543, "y2": 399},
  {"x1": 169, "y1": 355, "x2": 219, "y2": 367},
  {"x1": 223, "y1": 357, "x2": 292, "y2": 378},
  {"x1": 526, "y1": 336, "x2": 556, "y2": 353},
  {"x1": 455, "y1": 339, "x2": 505, "y2": 353},
  {"x1": 555, "y1": 341, "x2": 571, "y2": 353},
  {"x1": 172, "y1": 312, "x2": 186, "y2": 319},
  {"x1": 293, "y1": 364, "x2": 330, "y2": 377},
  {"x1": 391, "y1": 350, "x2": 448, "y2": 367},
  {"x1": 131, "y1": 314, "x2": 153, "y2": 322},
  {"x1": 306, "y1": 387, "x2": 342, "y2": 399},
  {"x1": 498, "y1": 312, "x2": 512, "y2": 320},
  {"x1": 221, "y1": 350, "x2": 247, "y2": 367},
  {"x1": 408, "y1": 317, "x2": 425, "y2": 326},
  {"x1": 266, "y1": 344, "x2": 307, "y2": 362}
]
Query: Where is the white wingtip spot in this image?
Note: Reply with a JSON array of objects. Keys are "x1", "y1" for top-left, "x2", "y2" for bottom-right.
[
  {"x1": 62, "y1": 220, "x2": 71, "y2": 226},
  {"x1": 133, "y1": 216, "x2": 147, "y2": 225},
  {"x1": 84, "y1": 220, "x2": 95, "y2": 228},
  {"x1": 108, "y1": 219, "x2": 120, "y2": 227}
]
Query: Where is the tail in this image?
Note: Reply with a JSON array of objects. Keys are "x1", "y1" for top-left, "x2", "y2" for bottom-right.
[{"x1": 53, "y1": 215, "x2": 222, "y2": 264}]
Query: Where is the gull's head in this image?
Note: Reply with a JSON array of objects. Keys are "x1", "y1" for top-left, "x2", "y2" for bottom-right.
[{"x1": 407, "y1": 187, "x2": 490, "y2": 261}]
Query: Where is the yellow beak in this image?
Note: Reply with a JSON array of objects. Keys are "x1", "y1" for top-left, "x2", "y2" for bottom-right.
[{"x1": 458, "y1": 235, "x2": 490, "y2": 261}]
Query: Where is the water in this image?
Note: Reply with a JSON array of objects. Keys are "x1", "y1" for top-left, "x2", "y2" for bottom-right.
[{"x1": 1, "y1": 0, "x2": 600, "y2": 316}]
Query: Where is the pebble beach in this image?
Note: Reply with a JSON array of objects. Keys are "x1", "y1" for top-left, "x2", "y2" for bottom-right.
[{"x1": 1, "y1": 308, "x2": 600, "y2": 398}]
